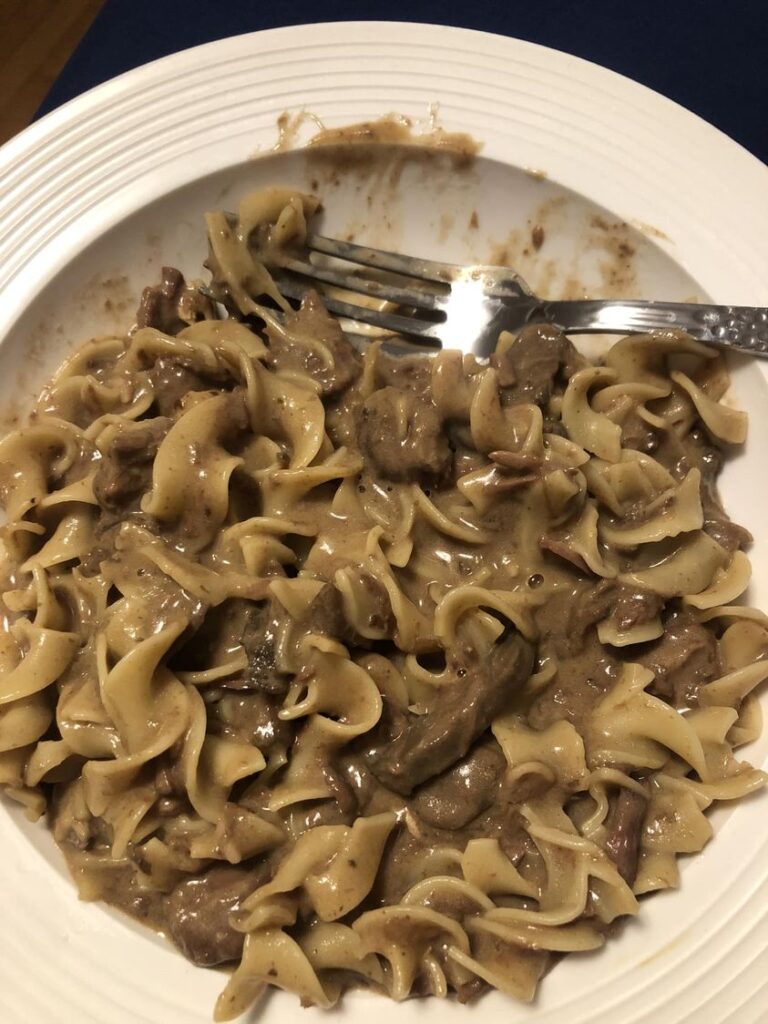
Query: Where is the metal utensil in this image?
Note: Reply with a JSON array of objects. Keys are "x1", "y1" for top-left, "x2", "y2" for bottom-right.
[{"x1": 264, "y1": 234, "x2": 768, "y2": 358}]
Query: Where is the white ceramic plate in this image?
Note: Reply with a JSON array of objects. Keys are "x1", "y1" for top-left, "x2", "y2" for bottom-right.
[{"x1": 0, "y1": 21, "x2": 767, "y2": 1024}]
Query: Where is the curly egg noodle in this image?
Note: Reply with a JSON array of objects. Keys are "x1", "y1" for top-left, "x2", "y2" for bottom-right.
[{"x1": 0, "y1": 188, "x2": 766, "y2": 1019}]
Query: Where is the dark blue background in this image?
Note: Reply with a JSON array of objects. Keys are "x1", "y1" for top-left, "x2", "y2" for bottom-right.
[{"x1": 38, "y1": 0, "x2": 768, "y2": 166}]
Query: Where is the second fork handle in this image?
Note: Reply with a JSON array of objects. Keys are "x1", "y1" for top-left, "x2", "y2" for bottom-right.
[{"x1": 538, "y1": 299, "x2": 768, "y2": 357}]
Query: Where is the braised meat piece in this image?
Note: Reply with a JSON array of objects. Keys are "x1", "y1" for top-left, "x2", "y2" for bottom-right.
[
  {"x1": 357, "y1": 386, "x2": 451, "y2": 482},
  {"x1": 491, "y1": 324, "x2": 582, "y2": 406},
  {"x1": 93, "y1": 418, "x2": 170, "y2": 513},
  {"x1": 266, "y1": 291, "x2": 361, "y2": 396},
  {"x1": 136, "y1": 266, "x2": 212, "y2": 335},
  {"x1": 603, "y1": 787, "x2": 647, "y2": 885},
  {"x1": 365, "y1": 633, "x2": 534, "y2": 795},
  {"x1": 410, "y1": 740, "x2": 507, "y2": 829},
  {"x1": 164, "y1": 865, "x2": 265, "y2": 966},
  {"x1": 637, "y1": 609, "x2": 719, "y2": 706}
]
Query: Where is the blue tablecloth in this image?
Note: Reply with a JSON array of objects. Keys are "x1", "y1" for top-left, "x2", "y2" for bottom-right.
[{"x1": 37, "y1": 0, "x2": 768, "y2": 167}]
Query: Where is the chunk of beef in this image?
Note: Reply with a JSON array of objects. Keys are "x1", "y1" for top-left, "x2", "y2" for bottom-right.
[
  {"x1": 287, "y1": 798, "x2": 354, "y2": 833},
  {"x1": 79, "y1": 514, "x2": 160, "y2": 576},
  {"x1": 49, "y1": 781, "x2": 107, "y2": 851},
  {"x1": 153, "y1": 754, "x2": 187, "y2": 798},
  {"x1": 410, "y1": 739, "x2": 506, "y2": 829},
  {"x1": 621, "y1": 409, "x2": 660, "y2": 454},
  {"x1": 93, "y1": 418, "x2": 171, "y2": 513},
  {"x1": 214, "y1": 691, "x2": 292, "y2": 753},
  {"x1": 613, "y1": 588, "x2": 665, "y2": 631},
  {"x1": 536, "y1": 581, "x2": 661, "y2": 659},
  {"x1": 375, "y1": 353, "x2": 433, "y2": 394},
  {"x1": 657, "y1": 429, "x2": 751, "y2": 552},
  {"x1": 686, "y1": 434, "x2": 751, "y2": 551},
  {"x1": 357, "y1": 386, "x2": 451, "y2": 482},
  {"x1": 364, "y1": 632, "x2": 534, "y2": 795},
  {"x1": 600, "y1": 587, "x2": 666, "y2": 639},
  {"x1": 359, "y1": 572, "x2": 396, "y2": 636},
  {"x1": 267, "y1": 291, "x2": 361, "y2": 396},
  {"x1": 300, "y1": 582, "x2": 358, "y2": 645},
  {"x1": 527, "y1": 599, "x2": 630, "y2": 739},
  {"x1": 539, "y1": 534, "x2": 592, "y2": 575},
  {"x1": 602, "y1": 787, "x2": 647, "y2": 885},
  {"x1": 172, "y1": 599, "x2": 287, "y2": 694},
  {"x1": 455, "y1": 978, "x2": 488, "y2": 1004},
  {"x1": 699, "y1": 464, "x2": 752, "y2": 552},
  {"x1": 136, "y1": 266, "x2": 212, "y2": 336},
  {"x1": 148, "y1": 356, "x2": 227, "y2": 417},
  {"x1": 324, "y1": 760, "x2": 365, "y2": 818},
  {"x1": 636, "y1": 609, "x2": 719, "y2": 705},
  {"x1": 370, "y1": 829, "x2": 460, "y2": 906},
  {"x1": 536, "y1": 581, "x2": 615, "y2": 658},
  {"x1": 491, "y1": 324, "x2": 581, "y2": 406},
  {"x1": 527, "y1": 634, "x2": 619, "y2": 732},
  {"x1": 216, "y1": 389, "x2": 250, "y2": 444},
  {"x1": 164, "y1": 864, "x2": 264, "y2": 966},
  {"x1": 240, "y1": 601, "x2": 286, "y2": 694},
  {"x1": 300, "y1": 578, "x2": 393, "y2": 645}
]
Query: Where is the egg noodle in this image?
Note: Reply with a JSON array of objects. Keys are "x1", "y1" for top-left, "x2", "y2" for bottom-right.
[{"x1": 0, "y1": 189, "x2": 765, "y2": 1019}]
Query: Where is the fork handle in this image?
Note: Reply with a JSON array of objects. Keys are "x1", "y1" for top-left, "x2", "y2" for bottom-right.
[{"x1": 538, "y1": 299, "x2": 768, "y2": 357}]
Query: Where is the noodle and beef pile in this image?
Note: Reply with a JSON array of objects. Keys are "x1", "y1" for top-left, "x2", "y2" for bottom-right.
[{"x1": 0, "y1": 190, "x2": 765, "y2": 1019}]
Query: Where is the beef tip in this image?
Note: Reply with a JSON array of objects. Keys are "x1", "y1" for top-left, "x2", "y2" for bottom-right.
[
  {"x1": 300, "y1": 577, "x2": 393, "y2": 645},
  {"x1": 455, "y1": 978, "x2": 488, "y2": 1004},
  {"x1": 621, "y1": 409, "x2": 660, "y2": 454},
  {"x1": 173, "y1": 599, "x2": 287, "y2": 695},
  {"x1": 153, "y1": 755, "x2": 187, "y2": 798},
  {"x1": 636, "y1": 609, "x2": 719, "y2": 706},
  {"x1": 369, "y1": 828, "x2": 463, "y2": 906},
  {"x1": 287, "y1": 797, "x2": 354, "y2": 833},
  {"x1": 602, "y1": 787, "x2": 647, "y2": 885},
  {"x1": 613, "y1": 588, "x2": 664, "y2": 631},
  {"x1": 701, "y1": 475, "x2": 751, "y2": 552},
  {"x1": 299, "y1": 582, "x2": 358, "y2": 645},
  {"x1": 539, "y1": 534, "x2": 591, "y2": 574},
  {"x1": 266, "y1": 291, "x2": 361, "y2": 396},
  {"x1": 491, "y1": 324, "x2": 581, "y2": 406},
  {"x1": 602, "y1": 587, "x2": 665, "y2": 637},
  {"x1": 375, "y1": 353, "x2": 433, "y2": 393},
  {"x1": 656, "y1": 429, "x2": 751, "y2": 552},
  {"x1": 527, "y1": 635, "x2": 619, "y2": 732},
  {"x1": 410, "y1": 739, "x2": 506, "y2": 829},
  {"x1": 148, "y1": 356, "x2": 228, "y2": 416},
  {"x1": 214, "y1": 691, "x2": 292, "y2": 753},
  {"x1": 531, "y1": 580, "x2": 632, "y2": 731},
  {"x1": 321, "y1": 763, "x2": 360, "y2": 819},
  {"x1": 688, "y1": 436, "x2": 751, "y2": 552},
  {"x1": 93, "y1": 418, "x2": 171, "y2": 513},
  {"x1": 535, "y1": 581, "x2": 661, "y2": 659},
  {"x1": 243, "y1": 630, "x2": 284, "y2": 694},
  {"x1": 164, "y1": 864, "x2": 264, "y2": 966},
  {"x1": 228, "y1": 466, "x2": 266, "y2": 525},
  {"x1": 241, "y1": 602, "x2": 286, "y2": 694},
  {"x1": 536, "y1": 581, "x2": 615, "y2": 658},
  {"x1": 364, "y1": 632, "x2": 534, "y2": 795},
  {"x1": 80, "y1": 513, "x2": 160, "y2": 575},
  {"x1": 216, "y1": 389, "x2": 250, "y2": 445},
  {"x1": 136, "y1": 266, "x2": 213, "y2": 335},
  {"x1": 357, "y1": 386, "x2": 451, "y2": 482},
  {"x1": 359, "y1": 572, "x2": 395, "y2": 636},
  {"x1": 49, "y1": 781, "x2": 102, "y2": 851}
]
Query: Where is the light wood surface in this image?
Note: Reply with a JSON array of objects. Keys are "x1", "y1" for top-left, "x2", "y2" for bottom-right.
[{"x1": 0, "y1": 0, "x2": 105, "y2": 144}]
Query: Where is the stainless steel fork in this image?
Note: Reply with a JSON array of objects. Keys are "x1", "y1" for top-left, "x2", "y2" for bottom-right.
[{"x1": 265, "y1": 234, "x2": 768, "y2": 358}]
